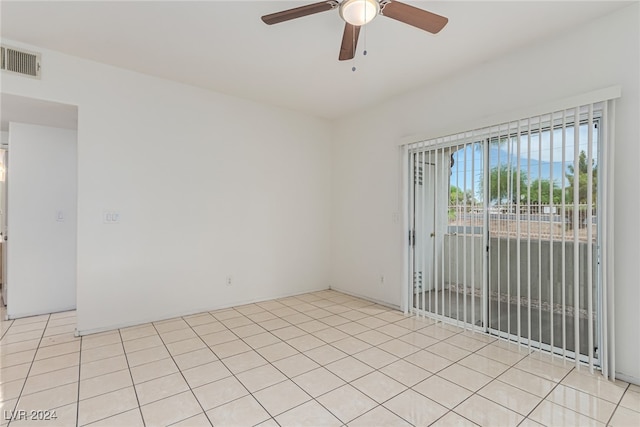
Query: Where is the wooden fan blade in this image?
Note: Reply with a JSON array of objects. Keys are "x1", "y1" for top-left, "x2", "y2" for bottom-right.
[
  {"x1": 339, "y1": 23, "x2": 360, "y2": 61},
  {"x1": 261, "y1": 1, "x2": 338, "y2": 25},
  {"x1": 380, "y1": 1, "x2": 448, "y2": 34}
]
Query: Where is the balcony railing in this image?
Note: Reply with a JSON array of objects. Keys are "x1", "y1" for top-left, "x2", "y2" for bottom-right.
[{"x1": 447, "y1": 203, "x2": 596, "y2": 242}]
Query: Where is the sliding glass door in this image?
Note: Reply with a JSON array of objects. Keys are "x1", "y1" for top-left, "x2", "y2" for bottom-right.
[
  {"x1": 409, "y1": 104, "x2": 603, "y2": 366},
  {"x1": 486, "y1": 111, "x2": 599, "y2": 363}
]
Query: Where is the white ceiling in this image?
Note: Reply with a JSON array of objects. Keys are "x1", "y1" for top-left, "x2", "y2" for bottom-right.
[{"x1": 0, "y1": 1, "x2": 633, "y2": 120}]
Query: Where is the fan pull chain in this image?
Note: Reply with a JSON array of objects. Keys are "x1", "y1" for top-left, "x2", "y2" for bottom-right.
[
  {"x1": 352, "y1": 24, "x2": 357, "y2": 72},
  {"x1": 363, "y1": 20, "x2": 368, "y2": 56}
]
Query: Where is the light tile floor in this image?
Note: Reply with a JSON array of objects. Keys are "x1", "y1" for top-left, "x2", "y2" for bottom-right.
[{"x1": 1, "y1": 290, "x2": 639, "y2": 426}]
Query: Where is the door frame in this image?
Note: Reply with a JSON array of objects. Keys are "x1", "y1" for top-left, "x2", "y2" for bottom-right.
[
  {"x1": 1, "y1": 149, "x2": 7, "y2": 309},
  {"x1": 404, "y1": 116, "x2": 604, "y2": 367}
]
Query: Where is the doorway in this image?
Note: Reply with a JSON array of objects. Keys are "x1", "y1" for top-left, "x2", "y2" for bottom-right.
[
  {"x1": 0, "y1": 148, "x2": 7, "y2": 306},
  {"x1": 0, "y1": 94, "x2": 78, "y2": 318},
  {"x1": 408, "y1": 105, "x2": 604, "y2": 366}
]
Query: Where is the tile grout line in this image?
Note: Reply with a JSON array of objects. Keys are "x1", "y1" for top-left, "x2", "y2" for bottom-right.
[
  {"x1": 211, "y1": 304, "x2": 344, "y2": 423},
  {"x1": 458, "y1": 334, "x2": 570, "y2": 420},
  {"x1": 155, "y1": 307, "x2": 329, "y2": 424},
  {"x1": 412, "y1": 311, "x2": 627, "y2": 425},
  {"x1": 604, "y1": 383, "x2": 630, "y2": 426},
  {"x1": 6, "y1": 313, "x2": 52, "y2": 427},
  {"x1": 0, "y1": 322, "x2": 46, "y2": 339},
  {"x1": 177, "y1": 311, "x2": 289, "y2": 425},
  {"x1": 402, "y1": 330, "x2": 536, "y2": 426},
  {"x1": 67, "y1": 331, "x2": 139, "y2": 426},
  {"x1": 201, "y1": 297, "x2": 395, "y2": 424},
  {"x1": 66, "y1": 327, "x2": 210, "y2": 423},
  {"x1": 149, "y1": 320, "x2": 216, "y2": 426},
  {"x1": 74, "y1": 334, "x2": 82, "y2": 427},
  {"x1": 21, "y1": 341, "x2": 80, "y2": 364},
  {"x1": 521, "y1": 361, "x2": 629, "y2": 425},
  {"x1": 245, "y1": 297, "x2": 391, "y2": 425},
  {"x1": 0, "y1": 341, "x2": 81, "y2": 398},
  {"x1": 453, "y1": 341, "x2": 530, "y2": 425},
  {"x1": 113, "y1": 328, "x2": 146, "y2": 427},
  {"x1": 0, "y1": 315, "x2": 14, "y2": 342},
  {"x1": 307, "y1": 300, "x2": 459, "y2": 425},
  {"x1": 247, "y1": 299, "x2": 427, "y2": 425},
  {"x1": 0, "y1": 331, "x2": 47, "y2": 346},
  {"x1": 408, "y1": 333, "x2": 498, "y2": 427},
  {"x1": 519, "y1": 365, "x2": 576, "y2": 425}
]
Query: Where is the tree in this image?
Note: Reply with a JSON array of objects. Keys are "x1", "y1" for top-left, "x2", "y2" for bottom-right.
[
  {"x1": 528, "y1": 178, "x2": 563, "y2": 205},
  {"x1": 566, "y1": 150, "x2": 597, "y2": 204},
  {"x1": 449, "y1": 186, "x2": 475, "y2": 206},
  {"x1": 479, "y1": 165, "x2": 528, "y2": 205},
  {"x1": 564, "y1": 150, "x2": 597, "y2": 229}
]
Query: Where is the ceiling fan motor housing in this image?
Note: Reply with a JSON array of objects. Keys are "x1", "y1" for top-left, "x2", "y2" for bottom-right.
[{"x1": 339, "y1": 0, "x2": 380, "y2": 26}]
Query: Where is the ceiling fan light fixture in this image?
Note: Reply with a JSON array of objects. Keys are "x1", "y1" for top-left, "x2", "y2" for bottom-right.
[{"x1": 339, "y1": 0, "x2": 379, "y2": 26}]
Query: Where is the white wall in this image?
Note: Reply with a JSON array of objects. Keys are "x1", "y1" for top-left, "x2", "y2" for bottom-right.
[
  {"x1": 7, "y1": 123, "x2": 77, "y2": 317},
  {"x1": 331, "y1": 4, "x2": 640, "y2": 381},
  {"x1": 1, "y1": 41, "x2": 332, "y2": 334}
]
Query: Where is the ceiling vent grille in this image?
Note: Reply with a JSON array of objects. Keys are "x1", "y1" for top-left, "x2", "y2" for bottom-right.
[{"x1": 1, "y1": 45, "x2": 41, "y2": 79}]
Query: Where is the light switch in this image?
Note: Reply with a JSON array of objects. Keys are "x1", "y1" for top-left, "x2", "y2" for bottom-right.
[{"x1": 103, "y1": 210, "x2": 121, "y2": 224}]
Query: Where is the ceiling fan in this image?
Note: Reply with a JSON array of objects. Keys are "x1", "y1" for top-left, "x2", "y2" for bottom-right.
[{"x1": 261, "y1": 0, "x2": 448, "y2": 61}]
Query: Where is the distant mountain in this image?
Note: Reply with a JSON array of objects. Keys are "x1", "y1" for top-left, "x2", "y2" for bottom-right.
[{"x1": 449, "y1": 145, "x2": 572, "y2": 194}]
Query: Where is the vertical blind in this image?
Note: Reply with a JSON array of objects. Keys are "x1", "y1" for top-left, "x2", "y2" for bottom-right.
[{"x1": 407, "y1": 95, "x2": 618, "y2": 379}]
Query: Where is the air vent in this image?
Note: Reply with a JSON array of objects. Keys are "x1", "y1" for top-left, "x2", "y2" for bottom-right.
[{"x1": 1, "y1": 45, "x2": 41, "y2": 79}]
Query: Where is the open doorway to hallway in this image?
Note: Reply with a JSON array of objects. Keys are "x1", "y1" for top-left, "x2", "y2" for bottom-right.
[{"x1": 0, "y1": 93, "x2": 78, "y2": 319}]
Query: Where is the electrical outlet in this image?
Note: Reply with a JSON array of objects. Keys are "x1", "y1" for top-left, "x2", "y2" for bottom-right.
[
  {"x1": 226, "y1": 276, "x2": 232, "y2": 286},
  {"x1": 380, "y1": 275, "x2": 385, "y2": 284}
]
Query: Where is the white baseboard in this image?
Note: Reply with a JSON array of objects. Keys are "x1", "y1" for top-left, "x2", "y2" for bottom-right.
[
  {"x1": 328, "y1": 286, "x2": 401, "y2": 311},
  {"x1": 7, "y1": 305, "x2": 76, "y2": 320},
  {"x1": 615, "y1": 372, "x2": 640, "y2": 386}
]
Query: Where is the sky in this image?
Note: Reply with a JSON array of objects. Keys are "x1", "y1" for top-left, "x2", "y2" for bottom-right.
[{"x1": 448, "y1": 123, "x2": 598, "y2": 198}]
